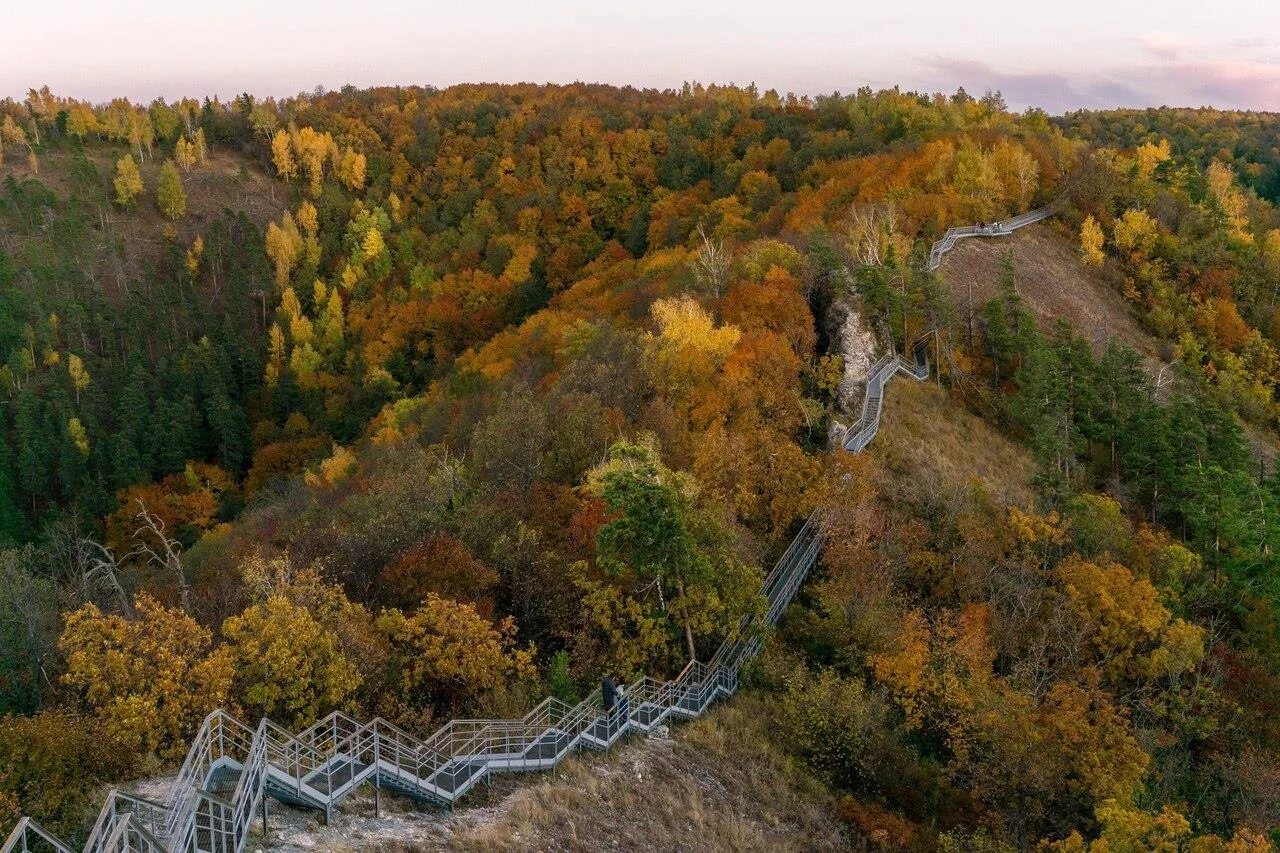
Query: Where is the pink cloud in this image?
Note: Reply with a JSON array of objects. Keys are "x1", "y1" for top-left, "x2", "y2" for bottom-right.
[
  {"x1": 923, "y1": 41, "x2": 1280, "y2": 112},
  {"x1": 1136, "y1": 32, "x2": 1191, "y2": 62}
]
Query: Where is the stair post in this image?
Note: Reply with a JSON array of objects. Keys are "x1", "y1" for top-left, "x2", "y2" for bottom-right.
[{"x1": 373, "y1": 731, "x2": 381, "y2": 819}]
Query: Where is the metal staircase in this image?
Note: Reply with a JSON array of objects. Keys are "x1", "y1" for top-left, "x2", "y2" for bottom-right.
[{"x1": 3, "y1": 209, "x2": 1049, "y2": 853}]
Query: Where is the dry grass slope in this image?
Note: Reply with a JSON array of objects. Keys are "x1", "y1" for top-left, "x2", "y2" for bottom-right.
[
  {"x1": 433, "y1": 699, "x2": 843, "y2": 852},
  {"x1": 875, "y1": 379, "x2": 1036, "y2": 507},
  {"x1": 937, "y1": 221, "x2": 1280, "y2": 468},
  {"x1": 3, "y1": 144, "x2": 286, "y2": 293},
  {"x1": 939, "y1": 222, "x2": 1162, "y2": 370}
]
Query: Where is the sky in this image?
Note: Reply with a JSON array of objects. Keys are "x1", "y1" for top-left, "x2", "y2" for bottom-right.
[{"x1": 5, "y1": 0, "x2": 1280, "y2": 113}]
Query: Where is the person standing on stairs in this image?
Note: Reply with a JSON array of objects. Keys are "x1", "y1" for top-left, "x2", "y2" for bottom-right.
[
  {"x1": 602, "y1": 675, "x2": 617, "y2": 715},
  {"x1": 616, "y1": 680, "x2": 630, "y2": 733}
]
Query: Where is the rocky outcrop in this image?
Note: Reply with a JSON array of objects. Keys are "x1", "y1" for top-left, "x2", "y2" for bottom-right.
[{"x1": 826, "y1": 295, "x2": 881, "y2": 444}]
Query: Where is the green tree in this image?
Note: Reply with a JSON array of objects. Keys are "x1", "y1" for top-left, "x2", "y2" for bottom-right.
[
  {"x1": 588, "y1": 438, "x2": 761, "y2": 659},
  {"x1": 156, "y1": 159, "x2": 186, "y2": 219},
  {"x1": 0, "y1": 546, "x2": 57, "y2": 712}
]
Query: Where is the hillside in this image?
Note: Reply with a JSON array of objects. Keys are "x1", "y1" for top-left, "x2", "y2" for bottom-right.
[
  {"x1": 875, "y1": 380, "x2": 1036, "y2": 507},
  {"x1": 936, "y1": 222, "x2": 1163, "y2": 370},
  {"x1": 3, "y1": 85, "x2": 1280, "y2": 852},
  {"x1": 225, "y1": 700, "x2": 846, "y2": 852},
  {"x1": 2, "y1": 142, "x2": 285, "y2": 290}
]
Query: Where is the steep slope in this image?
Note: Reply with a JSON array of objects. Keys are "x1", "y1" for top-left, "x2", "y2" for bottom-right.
[
  {"x1": 937, "y1": 221, "x2": 1163, "y2": 369},
  {"x1": 875, "y1": 380, "x2": 1036, "y2": 507},
  {"x1": 3, "y1": 143, "x2": 285, "y2": 291},
  {"x1": 936, "y1": 220, "x2": 1280, "y2": 468}
]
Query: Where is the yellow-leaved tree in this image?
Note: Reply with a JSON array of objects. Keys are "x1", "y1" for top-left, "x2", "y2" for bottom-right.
[
  {"x1": 113, "y1": 154, "x2": 143, "y2": 207},
  {"x1": 337, "y1": 146, "x2": 367, "y2": 191},
  {"x1": 66, "y1": 417, "x2": 89, "y2": 456},
  {"x1": 271, "y1": 128, "x2": 296, "y2": 182},
  {"x1": 59, "y1": 594, "x2": 234, "y2": 756},
  {"x1": 1112, "y1": 208, "x2": 1158, "y2": 256},
  {"x1": 174, "y1": 135, "x2": 197, "y2": 169},
  {"x1": 1, "y1": 115, "x2": 29, "y2": 169},
  {"x1": 1206, "y1": 160, "x2": 1252, "y2": 245},
  {"x1": 265, "y1": 212, "x2": 303, "y2": 287},
  {"x1": 66, "y1": 353, "x2": 90, "y2": 403},
  {"x1": 304, "y1": 444, "x2": 357, "y2": 489},
  {"x1": 296, "y1": 200, "x2": 321, "y2": 268},
  {"x1": 155, "y1": 159, "x2": 186, "y2": 220},
  {"x1": 1053, "y1": 555, "x2": 1204, "y2": 685},
  {"x1": 1048, "y1": 799, "x2": 1271, "y2": 852},
  {"x1": 185, "y1": 235, "x2": 204, "y2": 275},
  {"x1": 643, "y1": 295, "x2": 741, "y2": 415},
  {"x1": 221, "y1": 596, "x2": 361, "y2": 728},
  {"x1": 1133, "y1": 138, "x2": 1171, "y2": 180},
  {"x1": 192, "y1": 127, "x2": 207, "y2": 165},
  {"x1": 1080, "y1": 215, "x2": 1105, "y2": 267}
]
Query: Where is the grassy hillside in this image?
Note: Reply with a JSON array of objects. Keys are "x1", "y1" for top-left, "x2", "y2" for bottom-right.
[
  {"x1": 876, "y1": 379, "x2": 1036, "y2": 507},
  {"x1": 938, "y1": 222, "x2": 1162, "y2": 368}
]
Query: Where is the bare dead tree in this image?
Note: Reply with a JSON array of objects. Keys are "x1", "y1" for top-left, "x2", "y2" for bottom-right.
[
  {"x1": 844, "y1": 202, "x2": 900, "y2": 267},
  {"x1": 1153, "y1": 361, "x2": 1175, "y2": 400},
  {"x1": 73, "y1": 537, "x2": 131, "y2": 615},
  {"x1": 129, "y1": 499, "x2": 191, "y2": 613},
  {"x1": 692, "y1": 224, "x2": 729, "y2": 299}
]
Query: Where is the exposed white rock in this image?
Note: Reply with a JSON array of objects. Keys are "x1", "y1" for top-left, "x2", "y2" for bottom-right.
[{"x1": 831, "y1": 298, "x2": 879, "y2": 412}]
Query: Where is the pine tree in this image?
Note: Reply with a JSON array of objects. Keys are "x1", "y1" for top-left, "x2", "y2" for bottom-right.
[{"x1": 0, "y1": 407, "x2": 27, "y2": 545}]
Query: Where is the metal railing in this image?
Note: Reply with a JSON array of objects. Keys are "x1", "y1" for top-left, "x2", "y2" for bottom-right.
[
  {"x1": 4, "y1": 209, "x2": 1053, "y2": 852},
  {"x1": 926, "y1": 204, "x2": 1057, "y2": 271}
]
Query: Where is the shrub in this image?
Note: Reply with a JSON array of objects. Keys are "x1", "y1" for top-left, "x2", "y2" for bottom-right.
[
  {"x1": 59, "y1": 595, "x2": 233, "y2": 757},
  {"x1": 0, "y1": 710, "x2": 137, "y2": 838}
]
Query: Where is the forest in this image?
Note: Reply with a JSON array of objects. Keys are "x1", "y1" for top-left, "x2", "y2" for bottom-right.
[{"x1": 0, "y1": 82, "x2": 1279, "y2": 850}]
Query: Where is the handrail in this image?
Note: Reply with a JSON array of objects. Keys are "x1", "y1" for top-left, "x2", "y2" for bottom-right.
[
  {"x1": 4, "y1": 208, "x2": 1055, "y2": 853},
  {"x1": 2, "y1": 819, "x2": 74, "y2": 853},
  {"x1": 926, "y1": 204, "x2": 1056, "y2": 271}
]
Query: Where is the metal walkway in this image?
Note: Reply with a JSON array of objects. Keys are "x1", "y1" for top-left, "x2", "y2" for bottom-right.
[
  {"x1": 926, "y1": 205, "x2": 1056, "y2": 272},
  {"x1": 3, "y1": 208, "x2": 1051, "y2": 853}
]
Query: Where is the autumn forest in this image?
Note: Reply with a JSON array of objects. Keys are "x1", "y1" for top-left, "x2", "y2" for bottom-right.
[{"x1": 2, "y1": 82, "x2": 1280, "y2": 849}]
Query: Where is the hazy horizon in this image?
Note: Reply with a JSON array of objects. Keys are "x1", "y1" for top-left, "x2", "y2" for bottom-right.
[{"x1": 5, "y1": 1, "x2": 1280, "y2": 113}]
